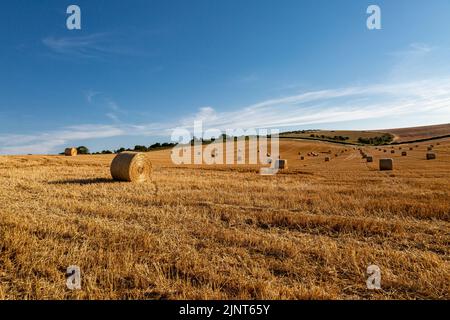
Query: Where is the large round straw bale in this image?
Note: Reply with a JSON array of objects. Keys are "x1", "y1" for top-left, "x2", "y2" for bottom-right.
[
  {"x1": 427, "y1": 146, "x2": 433, "y2": 151},
  {"x1": 409, "y1": 147, "x2": 413, "y2": 151},
  {"x1": 110, "y1": 152, "x2": 152, "y2": 182},
  {"x1": 402, "y1": 151, "x2": 407, "y2": 156},
  {"x1": 65, "y1": 148, "x2": 77, "y2": 156},
  {"x1": 300, "y1": 156, "x2": 304, "y2": 160},
  {"x1": 366, "y1": 156, "x2": 373, "y2": 163},
  {"x1": 426, "y1": 152, "x2": 436, "y2": 160},
  {"x1": 383, "y1": 150, "x2": 387, "y2": 153},
  {"x1": 379, "y1": 158, "x2": 393, "y2": 171},
  {"x1": 391, "y1": 150, "x2": 395, "y2": 154},
  {"x1": 325, "y1": 157, "x2": 330, "y2": 162}
]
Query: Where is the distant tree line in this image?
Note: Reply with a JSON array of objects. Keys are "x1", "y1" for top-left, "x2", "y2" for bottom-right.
[
  {"x1": 283, "y1": 130, "x2": 318, "y2": 135},
  {"x1": 357, "y1": 134, "x2": 393, "y2": 145},
  {"x1": 61, "y1": 142, "x2": 177, "y2": 155},
  {"x1": 189, "y1": 134, "x2": 273, "y2": 145},
  {"x1": 309, "y1": 134, "x2": 350, "y2": 142}
]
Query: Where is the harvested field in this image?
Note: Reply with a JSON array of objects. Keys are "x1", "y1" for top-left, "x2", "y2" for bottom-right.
[{"x1": 0, "y1": 139, "x2": 449, "y2": 300}]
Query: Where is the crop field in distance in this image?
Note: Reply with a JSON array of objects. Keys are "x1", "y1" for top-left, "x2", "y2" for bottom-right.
[{"x1": 0, "y1": 130, "x2": 449, "y2": 299}]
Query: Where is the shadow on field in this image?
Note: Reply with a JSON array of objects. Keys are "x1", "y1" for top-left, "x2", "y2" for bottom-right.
[{"x1": 49, "y1": 178, "x2": 116, "y2": 185}]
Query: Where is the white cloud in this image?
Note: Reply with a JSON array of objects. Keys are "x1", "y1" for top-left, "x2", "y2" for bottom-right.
[
  {"x1": 177, "y1": 78, "x2": 450, "y2": 131},
  {"x1": 43, "y1": 33, "x2": 110, "y2": 58},
  {"x1": 2, "y1": 77, "x2": 450, "y2": 155},
  {"x1": 42, "y1": 33, "x2": 140, "y2": 59},
  {"x1": 85, "y1": 90, "x2": 101, "y2": 103},
  {"x1": 0, "y1": 125, "x2": 125, "y2": 155},
  {"x1": 84, "y1": 91, "x2": 125, "y2": 123}
]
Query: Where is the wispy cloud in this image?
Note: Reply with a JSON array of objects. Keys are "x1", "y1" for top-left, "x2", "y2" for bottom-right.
[
  {"x1": 0, "y1": 125, "x2": 126, "y2": 155},
  {"x1": 43, "y1": 33, "x2": 110, "y2": 58},
  {"x1": 84, "y1": 90, "x2": 126, "y2": 123},
  {"x1": 85, "y1": 90, "x2": 101, "y2": 103},
  {"x1": 179, "y1": 78, "x2": 450, "y2": 130},
  {"x1": 388, "y1": 42, "x2": 441, "y2": 81},
  {"x1": 2, "y1": 76, "x2": 450, "y2": 155},
  {"x1": 42, "y1": 32, "x2": 143, "y2": 59},
  {"x1": 390, "y1": 43, "x2": 436, "y2": 57},
  {"x1": 106, "y1": 113, "x2": 120, "y2": 123}
]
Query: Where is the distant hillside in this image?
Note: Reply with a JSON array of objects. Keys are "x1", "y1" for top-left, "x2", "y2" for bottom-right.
[
  {"x1": 281, "y1": 124, "x2": 450, "y2": 146},
  {"x1": 280, "y1": 129, "x2": 393, "y2": 145},
  {"x1": 381, "y1": 123, "x2": 450, "y2": 143}
]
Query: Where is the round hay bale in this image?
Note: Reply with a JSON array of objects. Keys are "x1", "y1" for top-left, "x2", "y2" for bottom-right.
[
  {"x1": 325, "y1": 157, "x2": 330, "y2": 162},
  {"x1": 379, "y1": 158, "x2": 393, "y2": 171},
  {"x1": 427, "y1": 146, "x2": 433, "y2": 151},
  {"x1": 409, "y1": 147, "x2": 413, "y2": 151},
  {"x1": 401, "y1": 151, "x2": 407, "y2": 156},
  {"x1": 110, "y1": 152, "x2": 152, "y2": 182},
  {"x1": 426, "y1": 152, "x2": 436, "y2": 160},
  {"x1": 391, "y1": 150, "x2": 395, "y2": 154},
  {"x1": 65, "y1": 148, "x2": 77, "y2": 157},
  {"x1": 300, "y1": 156, "x2": 304, "y2": 160},
  {"x1": 366, "y1": 156, "x2": 373, "y2": 163},
  {"x1": 383, "y1": 150, "x2": 387, "y2": 153}
]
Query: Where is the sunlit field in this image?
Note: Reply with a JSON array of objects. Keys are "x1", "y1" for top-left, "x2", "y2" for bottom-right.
[{"x1": 0, "y1": 138, "x2": 448, "y2": 300}]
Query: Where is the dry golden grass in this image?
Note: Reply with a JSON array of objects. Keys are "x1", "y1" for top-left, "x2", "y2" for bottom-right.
[{"x1": 0, "y1": 139, "x2": 449, "y2": 300}]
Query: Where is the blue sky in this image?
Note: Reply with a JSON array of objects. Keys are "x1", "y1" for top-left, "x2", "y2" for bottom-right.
[{"x1": 1, "y1": 0, "x2": 450, "y2": 154}]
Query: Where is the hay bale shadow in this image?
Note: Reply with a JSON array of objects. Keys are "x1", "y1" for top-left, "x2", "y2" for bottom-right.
[{"x1": 49, "y1": 178, "x2": 116, "y2": 185}]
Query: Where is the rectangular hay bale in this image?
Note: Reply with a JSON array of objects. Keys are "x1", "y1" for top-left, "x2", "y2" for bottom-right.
[
  {"x1": 274, "y1": 159, "x2": 287, "y2": 169},
  {"x1": 426, "y1": 153, "x2": 436, "y2": 160},
  {"x1": 379, "y1": 158, "x2": 393, "y2": 171}
]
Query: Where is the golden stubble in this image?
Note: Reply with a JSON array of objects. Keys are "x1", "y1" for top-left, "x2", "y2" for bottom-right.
[{"x1": 0, "y1": 139, "x2": 449, "y2": 300}]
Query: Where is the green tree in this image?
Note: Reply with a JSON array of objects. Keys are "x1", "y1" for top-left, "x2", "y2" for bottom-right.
[
  {"x1": 134, "y1": 145, "x2": 148, "y2": 152},
  {"x1": 77, "y1": 146, "x2": 90, "y2": 154}
]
